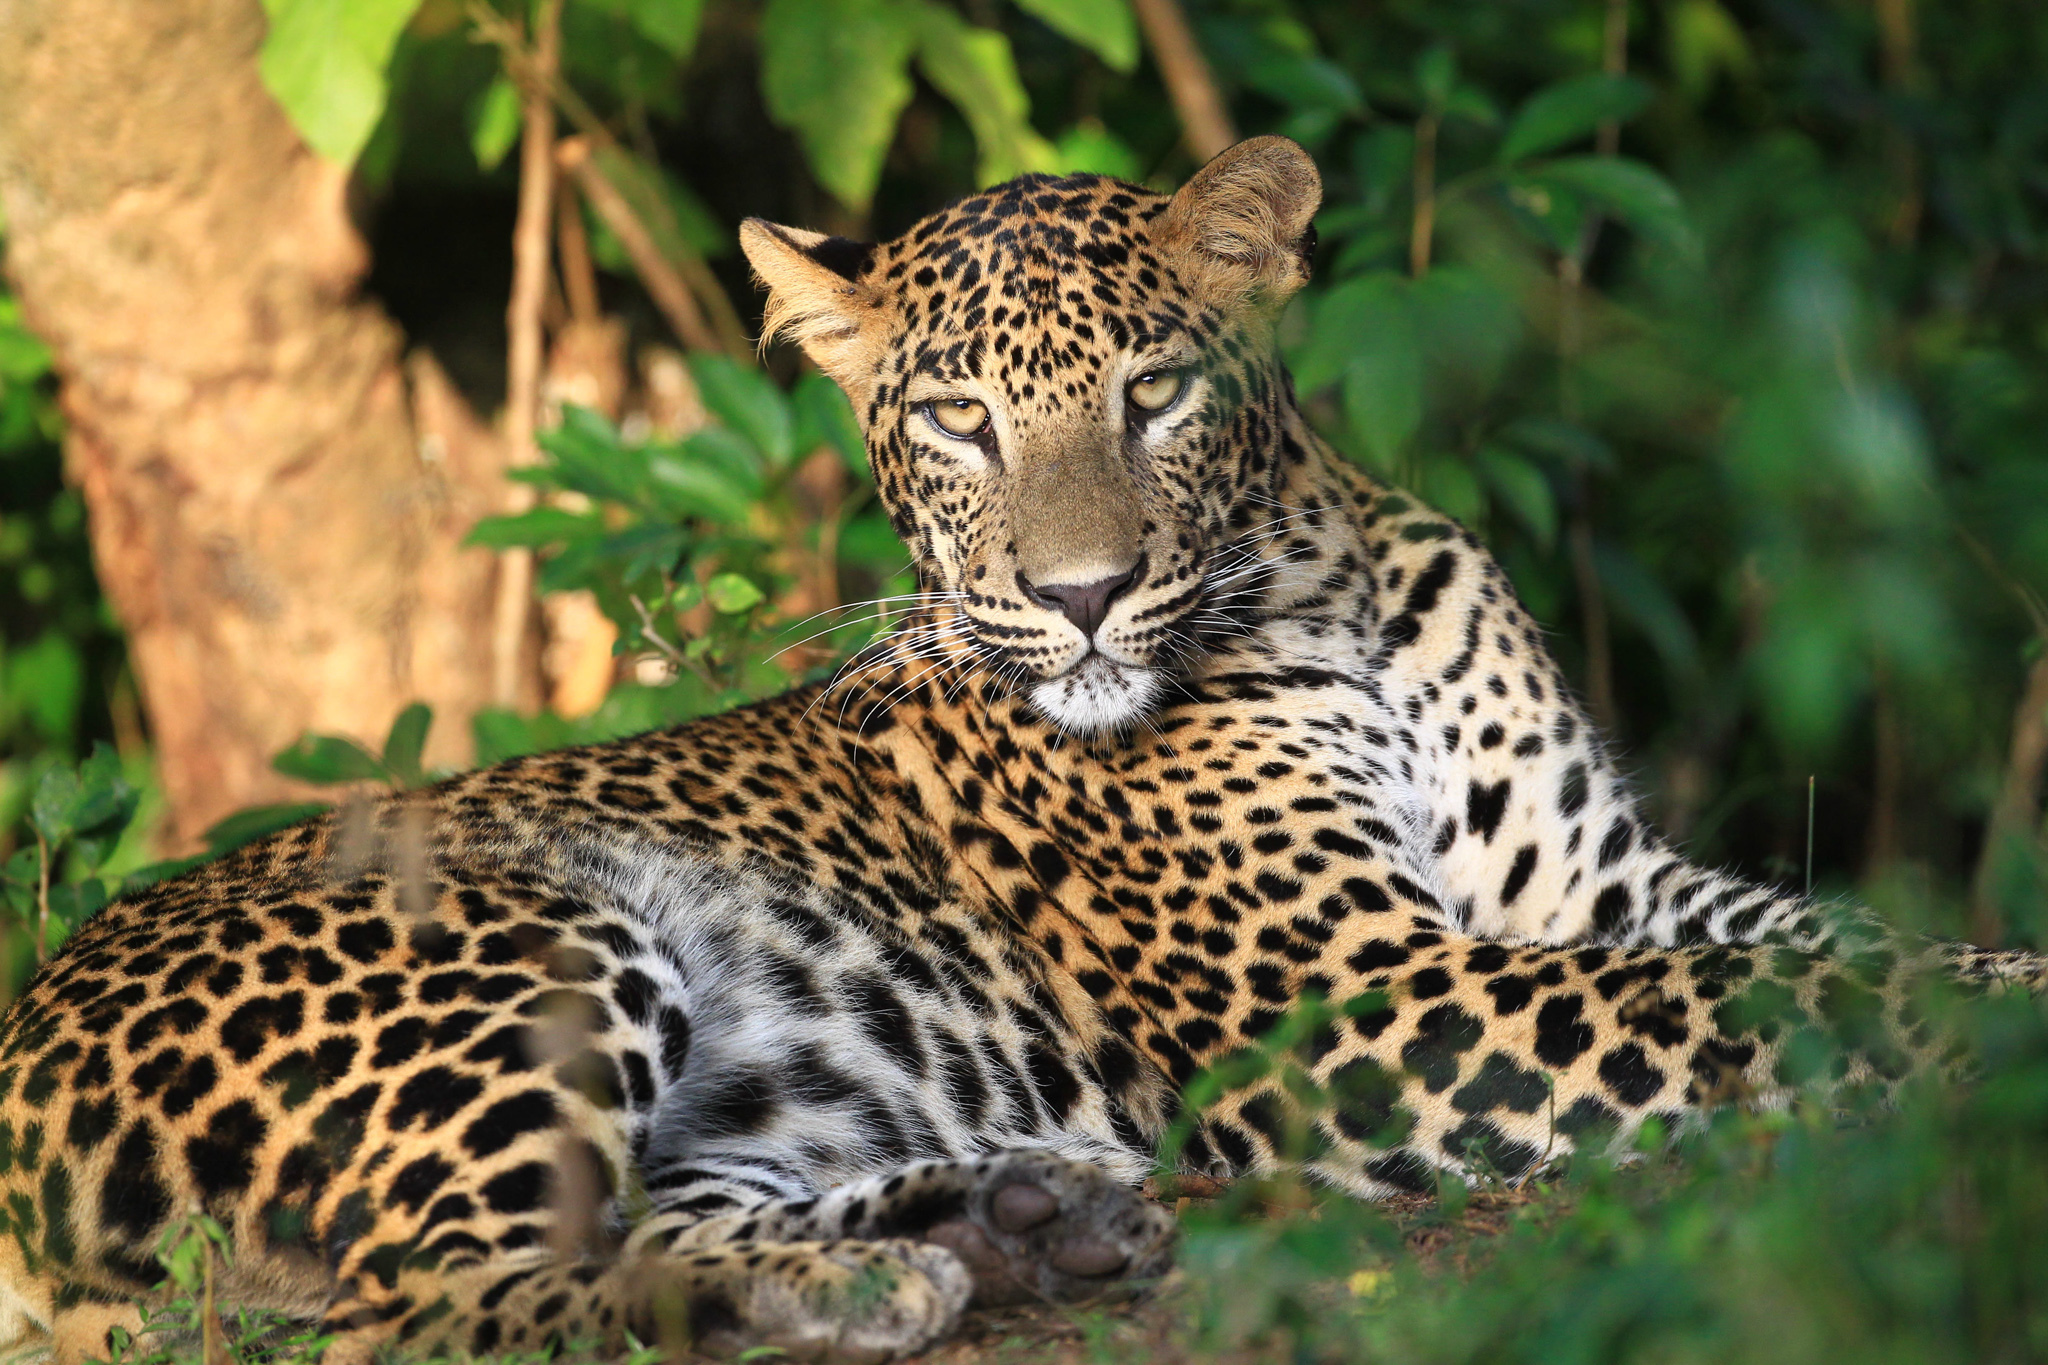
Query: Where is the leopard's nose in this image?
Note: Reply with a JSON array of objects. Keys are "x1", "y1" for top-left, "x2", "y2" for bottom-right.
[{"x1": 1020, "y1": 562, "x2": 1139, "y2": 639}]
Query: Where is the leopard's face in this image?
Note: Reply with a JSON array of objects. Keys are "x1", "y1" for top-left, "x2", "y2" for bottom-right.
[{"x1": 743, "y1": 141, "x2": 1323, "y2": 735}]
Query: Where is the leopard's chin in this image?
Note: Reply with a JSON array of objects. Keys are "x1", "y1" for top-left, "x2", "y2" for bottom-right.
[{"x1": 1029, "y1": 656, "x2": 1165, "y2": 737}]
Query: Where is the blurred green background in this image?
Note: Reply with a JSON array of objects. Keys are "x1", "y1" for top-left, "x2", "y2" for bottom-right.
[{"x1": 1, "y1": 0, "x2": 2047, "y2": 1357}]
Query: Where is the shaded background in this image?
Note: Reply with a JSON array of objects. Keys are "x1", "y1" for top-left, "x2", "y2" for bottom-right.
[{"x1": 1, "y1": 0, "x2": 2045, "y2": 974}]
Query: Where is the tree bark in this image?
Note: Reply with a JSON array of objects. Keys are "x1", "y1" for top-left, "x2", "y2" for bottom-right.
[{"x1": 0, "y1": 0, "x2": 538, "y2": 848}]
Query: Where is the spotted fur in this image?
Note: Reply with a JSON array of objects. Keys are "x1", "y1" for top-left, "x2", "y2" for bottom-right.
[{"x1": 0, "y1": 138, "x2": 2037, "y2": 1363}]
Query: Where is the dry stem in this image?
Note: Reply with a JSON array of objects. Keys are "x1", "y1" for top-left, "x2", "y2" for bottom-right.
[
  {"x1": 1973, "y1": 651, "x2": 2048, "y2": 944},
  {"x1": 1130, "y1": 0, "x2": 1237, "y2": 162},
  {"x1": 32, "y1": 830, "x2": 50, "y2": 967},
  {"x1": 487, "y1": 0, "x2": 564, "y2": 708},
  {"x1": 558, "y1": 136, "x2": 723, "y2": 353},
  {"x1": 1409, "y1": 113, "x2": 1438, "y2": 277}
]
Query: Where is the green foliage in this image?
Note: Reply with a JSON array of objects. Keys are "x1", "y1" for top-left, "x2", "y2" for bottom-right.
[
  {"x1": 464, "y1": 369, "x2": 907, "y2": 761},
  {"x1": 100, "y1": 1213, "x2": 329, "y2": 1365},
  {"x1": 257, "y1": 0, "x2": 427, "y2": 166},
  {"x1": 271, "y1": 702, "x2": 439, "y2": 789},
  {"x1": 760, "y1": 0, "x2": 1077, "y2": 208},
  {"x1": 1169, "y1": 989, "x2": 2048, "y2": 1365}
]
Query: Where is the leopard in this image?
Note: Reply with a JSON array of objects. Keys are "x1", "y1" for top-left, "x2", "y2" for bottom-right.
[{"x1": 0, "y1": 135, "x2": 2039, "y2": 1365}]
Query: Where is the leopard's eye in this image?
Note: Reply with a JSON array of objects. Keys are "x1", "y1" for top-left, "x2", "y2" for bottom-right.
[
  {"x1": 1128, "y1": 370, "x2": 1184, "y2": 413},
  {"x1": 927, "y1": 398, "x2": 990, "y2": 438}
]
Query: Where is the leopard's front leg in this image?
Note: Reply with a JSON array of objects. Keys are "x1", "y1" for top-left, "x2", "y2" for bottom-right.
[{"x1": 633, "y1": 1150, "x2": 1177, "y2": 1308}]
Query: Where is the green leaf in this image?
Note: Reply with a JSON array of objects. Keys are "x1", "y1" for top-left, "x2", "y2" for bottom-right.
[
  {"x1": 648, "y1": 441, "x2": 759, "y2": 524},
  {"x1": 1476, "y1": 447, "x2": 1558, "y2": 550},
  {"x1": 257, "y1": 0, "x2": 427, "y2": 167},
  {"x1": 469, "y1": 75, "x2": 522, "y2": 172},
  {"x1": 0, "y1": 316, "x2": 51, "y2": 383},
  {"x1": 6, "y1": 632, "x2": 84, "y2": 742},
  {"x1": 271, "y1": 733, "x2": 389, "y2": 786},
  {"x1": 1293, "y1": 269, "x2": 1403, "y2": 395},
  {"x1": 467, "y1": 506, "x2": 604, "y2": 550},
  {"x1": 625, "y1": 0, "x2": 705, "y2": 57},
  {"x1": 915, "y1": 6, "x2": 1060, "y2": 186},
  {"x1": 690, "y1": 355, "x2": 795, "y2": 467},
  {"x1": 1415, "y1": 44, "x2": 1456, "y2": 111},
  {"x1": 380, "y1": 703, "x2": 433, "y2": 788},
  {"x1": 706, "y1": 573, "x2": 765, "y2": 614},
  {"x1": 69, "y1": 743, "x2": 140, "y2": 841},
  {"x1": 1325, "y1": 274, "x2": 1419, "y2": 472},
  {"x1": 1008, "y1": 0, "x2": 1137, "y2": 72},
  {"x1": 537, "y1": 406, "x2": 653, "y2": 506},
  {"x1": 28, "y1": 762, "x2": 83, "y2": 846},
  {"x1": 760, "y1": 0, "x2": 921, "y2": 211},
  {"x1": 792, "y1": 373, "x2": 869, "y2": 477},
  {"x1": 1532, "y1": 156, "x2": 1701, "y2": 263},
  {"x1": 1498, "y1": 74, "x2": 1651, "y2": 165},
  {"x1": 1667, "y1": 0, "x2": 1755, "y2": 100},
  {"x1": 1051, "y1": 119, "x2": 1143, "y2": 180}
]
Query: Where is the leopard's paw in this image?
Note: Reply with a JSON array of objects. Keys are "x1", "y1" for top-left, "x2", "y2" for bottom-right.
[{"x1": 916, "y1": 1151, "x2": 1177, "y2": 1307}]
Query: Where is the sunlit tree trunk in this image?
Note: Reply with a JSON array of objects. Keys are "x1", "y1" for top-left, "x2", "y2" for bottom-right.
[{"x1": 0, "y1": 0, "x2": 538, "y2": 847}]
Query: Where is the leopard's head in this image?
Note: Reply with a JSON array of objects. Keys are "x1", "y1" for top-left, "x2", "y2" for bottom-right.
[{"x1": 742, "y1": 137, "x2": 1321, "y2": 736}]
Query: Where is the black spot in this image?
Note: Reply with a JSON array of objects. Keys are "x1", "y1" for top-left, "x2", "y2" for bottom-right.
[
  {"x1": 1409, "y1": 967, "x2": 1453, "y2": 999},
  {"x1": 1591, "y1": 884, "x2": 1633, "y2": 936},
  {"x1": 219, "y1": 993, "x2": 307, "y2": 1063},
  {"x1": 1329, "y1": 1059, "x2": 1410, "y2": 1144},
  {"x1": 1363, "y1": 1151, "x2": 1434, "y2": 1193},
  {"x1": 1534, "y1": 994, "x2": 1594, "y2": 1068},
  {"x1": 1596, "y1": 1043, "x2": 1665, "y2": 1106},
  {"x1": 1465, "y1": 780, "x2": 1510, "y2": 843},
  {"x1": 388, "y1": 1067, "x2": 486, "y2": 1131},
  {"x1": 1347, "y1": 940, "x2": 1410, "y2": 972},
  {"x1": 387, "y1": 1155, "x2": 455, "y2": 1213},
  {"x1": 1555, "y1": 1096, "x2": 1622, "y2": 1139},
  {"x1": 63, "y1": 1094, "x2": 118, "y2": 1153},
  {"x1": 372, "y1": 1016, "x2": 430, "y2": 1068},
  {"x1": 1441, "y1": 1117, "x2": 1540, "y2": 1177},
  {"x1": 695, "y1": 1068, "x2": 778, "y2": 1138},
  {"x1": 1400, "y1": 1004, "x2": 1482, "y2": 1092},
  {"x1": 479, "y1": 1162, "x2": 549, "y2": 1215},
  {"x1": 462, "y1": 1091, "x2": 560, "y2": 1159},
  {"x1": 1450, "y1": 1051, "x2": 1550, "y2": 1115},
  {"x1": 1484, "y1": 975, "x2": 1535, "y2": 1015},
  {"x1": 101, "y1": 1122, "x2": 172, "y2": 1240},
  {"x1": 186, "y1": 1100, "x2": 268, "y2": 1199},
  {"x1": 1597, "y1": 817, "x2": 1635, "y2": 870},
  {"x1": 1499, "y1": 845, "x2": 1538, "y2": 906},
  {"x1": 336, "y1": 919, "x2": 396, "y2": 964},
  {"x1": 1559, "y1": 762, "x2": 1589, "y2": 817}
]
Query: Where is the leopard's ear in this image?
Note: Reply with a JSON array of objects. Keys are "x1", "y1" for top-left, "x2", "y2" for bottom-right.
[
  {"x1": 739, "y1": 220, "x2": 882, "y2": 389},
  {"x1": 1159, "y1": 136, "x2": 1321, "y2": 304}
]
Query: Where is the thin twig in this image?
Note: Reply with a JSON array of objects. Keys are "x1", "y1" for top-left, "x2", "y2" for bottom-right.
[
  {"x1": 1129, "y1": 0, "x2": 1237, "y2": 162},
  {"x1": 557, "y1": 187, "x2": 600, "y2": 324},
  {"x1": 1973, "y1": 650, "x2": 2048, "y2": 945},
  {"x1": 488, "y1": 0, "x2": 564, "y2": 709},
  {"x1": 471, "y1": 3, "x2": 750, "y2": 354},
  {"x1": 1409, "y1": 113, "x2": 1438, "y2": 277},
  {"x1": 558, "y1": 136, "x2": 723, "y2": 354},
  {"x1": 1872, "y1": 0, "x2": 1923, "y2": 245},
  {"x1": 32, "y1": 830, "x2": 50, "y2": 967},
  {"x1": 1864, "y1": 663, "x2": 1901, "y2": 877},
  {"x1": 1596, "y1": 0, "x2": 1628, "y2": 155}
]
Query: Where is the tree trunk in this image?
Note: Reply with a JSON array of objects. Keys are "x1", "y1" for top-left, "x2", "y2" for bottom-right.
[{"x1": 0, "y1": 0, "x2": 539, "y2": 848}]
